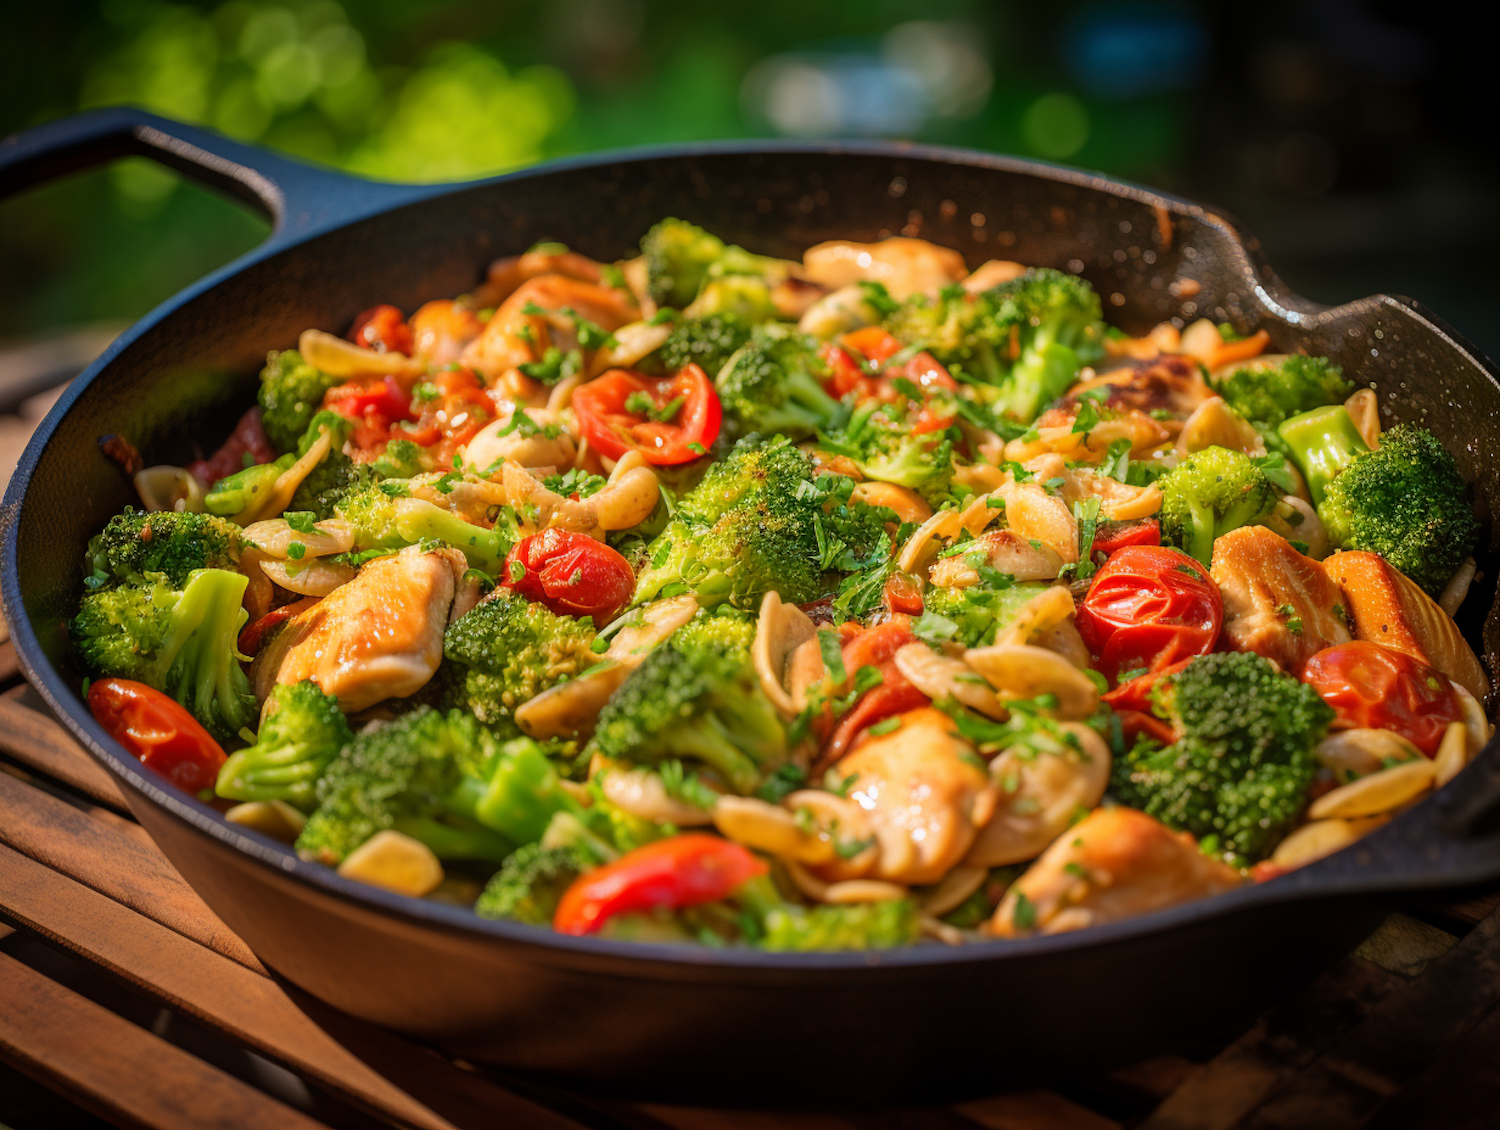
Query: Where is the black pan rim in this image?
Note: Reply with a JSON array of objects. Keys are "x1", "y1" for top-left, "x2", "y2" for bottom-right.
[{"x1": 3, "y1": 135, "x2": 1497, "y2": 973}]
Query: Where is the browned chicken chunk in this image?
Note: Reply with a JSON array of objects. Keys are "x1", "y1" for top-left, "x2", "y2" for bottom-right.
[
  {"x1": 1210, "y1": 525, "x2": 1351, "y2": 673},
  {"x1": 833, "y1": 707, "x2": 998, "y2": 886},
  {"x1": 253, "y1": 546, "x2": 467, "y2": 713},
  {"x1": 1064, "y1": 353, "x2": 1214, "y2": 420},
  {"x1": 461, "y1": 274, "x2": 637, "y2": 381},
  {"x1": 802, "y1": 237, "x2": 967, "y2": 299},
  {"x1": 1326, "y1": 551, "x2": 1488, "y2": 699},
  {"x1": 989, "y1": 806, "x2": 1241, "y2": 937}
]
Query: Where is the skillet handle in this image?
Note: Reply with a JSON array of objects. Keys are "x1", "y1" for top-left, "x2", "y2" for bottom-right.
[{"x1": 0, "y1": 105, "x2": 431, "y2": 248}]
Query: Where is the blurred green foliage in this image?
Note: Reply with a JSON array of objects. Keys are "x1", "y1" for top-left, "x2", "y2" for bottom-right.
[{"x1": 0, "y1": 0, "x2": 1191, "y2": 341}]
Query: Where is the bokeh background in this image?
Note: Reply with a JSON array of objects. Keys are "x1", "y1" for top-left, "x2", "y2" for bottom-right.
[{"x1": 1, "y1": 0, "x2": 1496, "y2": 380}]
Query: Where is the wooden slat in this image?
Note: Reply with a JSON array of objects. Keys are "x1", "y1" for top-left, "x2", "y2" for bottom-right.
[
  {"x1": 956, "y1": 1091, "x2": 1121, "y2": 1130},
  {"x1": 0, "y1": 949, "x2": 331, "y2": 1130},
  {"x1": 1232, "y1": 896, "x2": 1500, "y2": 1129},
  {"x1": 1361, "y1": 993, "x2": 1500, "y2": 1129},
  {"x1": 0, "y1": 767, "x2": 264, "y2": 971},
  {"x1": 0, "y1": 639, "x2": 19, "y2": 684},
  {"x1": 1136, "y1": 955, "x2": 1404, "y2": 1130},
  {"x1": 0, "y1": 840, "x2": 593, "y2": 1130},
  {"x1": 0, "y1": 687, "x2": 131, "y2": 809}
]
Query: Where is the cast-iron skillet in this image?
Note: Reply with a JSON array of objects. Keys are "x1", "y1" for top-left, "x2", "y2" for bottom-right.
[{"x1": 5, "y1": 108, "x2": 1500, "y2": 1107}]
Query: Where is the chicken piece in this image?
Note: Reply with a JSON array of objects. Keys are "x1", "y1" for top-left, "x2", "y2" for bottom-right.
[
  {"x1": 409, "y1": 299, "x2": 483, "y2": 366},
  {"x1": 1004, "y1": 409, "x2": 1172, "y2": 466},
  {"x1": 832, "y1": 707, "x2": 998, "y2": 886},
  {"x1": 928, "y1": 528, "x2": 1064, "y2": 588},
  {"x1": 989, "y1": 806, "x2": 1241, "y2": 937},
  {"x1": 472, "y1": 249, "x2": 607, "y2": 308},
  {"x1": 253, "y1": 546, "x2": 465, "y2": 713},
  {"x1": 1325, "y1": 551, "x2": 1488, "y2": 700},
  {"x1": 1065, "y1": 353, "x2": 1214, "y2": 422},
  {"x1": 961, "y1": 260, "x2": 1026, "y2": 293},
  {"x1": 1020, "y1": 454, "x2": 1162, "y2": 523},
  {"x1": 460, "y1": 274, "x2": 638, "y2": 382},
  {"x1": 802, "y1": 237, "x2": 967, "y2": 300},
  {"x1": 1210, "y1": 525, "x2": 1351, "y2": 673}
]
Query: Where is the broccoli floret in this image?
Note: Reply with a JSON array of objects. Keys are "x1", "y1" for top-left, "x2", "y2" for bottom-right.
[
  {"x1": 474, "y1": 809, "x2": 617, "y2": 924},
  {"x1": 1157, "y1": 446, "x2": 1281, "y2": 565},
  {"x1": 298, "y1": 710, "x2": 583, "y2": 866},
  {"x1": 632, "y1": 437, "x2": 820, "y2": 606},
  {"x1": 922, "y1": 581, "x2": 1049, "y2": 648},
  {"x1": 1213, "y1": 355, "x2": 1353, "y2": 432},
  {"x1": 715, "y1": 326, "x2": 840, "y2": 440},
  {"x1": 474, "y1": 842, "x2": 589, "y2": 925},
  {"x1": 440, "y1": 591, "x2": 598, "y2": 726},
  {"x1": 85, "y1": 509, "x2": 241, "y2": 589},
  {"x1": 258, "y1": 350, "x2": 342, "y2": 453},
  {"x1": 1112, "y1": 651, "x2": 1334, "y2": 862},
  {"x1": 818, "y1": 400, "x2": 955, "y2": 505},
  {"x1": 632, "y1": 436, "x2": 891, "y2": 608},
  {"x1": 761, "y1": 899, "x2": 920, "y2": 951},
  {"x1": 72, "y1": 569, "x2": 254, "y2": 743},
  {"x1": 335, "y1": 482, "x2": 510, "y2": 573},
  {"x1": 588, "y1": 614, "x2": 788, "y2": 794},
  {"x1": 888, "y1": 268, "x2": 1105, "y2": 423},
  {"x1": 1313, "y1": 422, "x2": 1479, "y2": 595},
  {"x1": 296, "y1": 707, "x2": 509, "y2": 866},
  {"x1": 215, "y1": 680, "x2": 352, "y2": 810},
  {"x1": 640, "y1": 218, "x2": 794, "y2": 308},
  {"x1": 734, "y1": 873, "x2": 920, "y2": 950},
  {"x1": 657, "y1": 312, "x2": 753, "y2": 378},
  {"x1": 685, "y1": 275, "x2": 779, "y2": 322},
  {"x1": 370, "y1": 438, "x2": 427, "y2": 479}
]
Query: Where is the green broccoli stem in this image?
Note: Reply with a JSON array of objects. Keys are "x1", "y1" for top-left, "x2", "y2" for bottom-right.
[
  {"x1": 391, "y1": 815, "x2": 515, "y2": 863},
  {"x1": 659, "y1": 715, "x2": 762, "y2": 794},
  {"x1": 1185, "y1": 497, "x2": 1217, "y2": 566},
  {"x1": 151, "y1": 569, "x2": 252, "y2": 738},
  {"x1": 1279, "y1": 405, "x2": 1370, "y2": 506},
  {"x1": 393, "y1": 498, "x2": 510, "y2": 573},
  {"x1": 217, "y1": 747, "x2": 325, "y2": 808},
  {"x1": 204, "y1": 456, "x2": 292, "y2": 517},
  {"x1": 467, "y1": 740, "x2": 585, "y2": 846}
]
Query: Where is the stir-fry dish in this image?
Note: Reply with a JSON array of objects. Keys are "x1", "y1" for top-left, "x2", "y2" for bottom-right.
[{"x1": 73, "y1": 220, "x2": 1493, "y2": 949}]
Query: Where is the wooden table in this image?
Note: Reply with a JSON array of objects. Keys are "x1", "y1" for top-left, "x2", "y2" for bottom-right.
[{"x1": 5, "y1": 616, "x2": 1500, "y2": 1129}]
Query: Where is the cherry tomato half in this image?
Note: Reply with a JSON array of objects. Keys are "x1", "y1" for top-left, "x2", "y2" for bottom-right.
[
  {"x1": 1301, "y1": 641, "x2": 1464, "y2": 757},
  {"x1": 1091, "y1": 518, "x2": 1161, "y2": 559},
  {"x1": 883, "y1": 572, "x2": 925, "y2": 616},
  {"x1": 348, "y1": 304, "x2": 414, "y2": 355},
  {"x1": 87, "y1": 678, "x2": 226, "y2": 794},
  {"x1": 503, "y1": 529, "x2": 635, "y2": 625},
  {"x1": 572, "y1": 364, "x2": 721, "y2": 466},
  {"x1": 553, "y1": 834, "x2": 767, "y2": 936},
  {"x1": 1076, "y1": 545, "x2": 1223, "y2": 683},
  {"x1": 817, "y1": 619, "x2": 929, "y2": 767}
]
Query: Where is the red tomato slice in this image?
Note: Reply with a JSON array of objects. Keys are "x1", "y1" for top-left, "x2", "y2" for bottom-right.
[
  {"x1": 817, "y1": 619, "x2": 928, "y2": 765},
  {"x1": 327, "y1": 374, "x2": 413, "y2": 425},
  {"x1": 1092, "y1": 518, "x2": 1161, "y2": 559},
  {"x1": 553, "y1": 834, "x2": 767, "y2": 936},
  {"x1": 348, "y1": 304, "x2": 414, "y2": 355},
  {"x1": 1102, "y1": 657, "x2": 1195, "y2": 714},
  {"x1": 884, "y1": 572, "x2": 925, "y2": 616},
  {"x1": 819, "y1": 343, "x2": 880, "y2": 400},
  {"x1": 502, "y1": 529, "x2": 636, "y2": 625},
  {"x1": 1076, "y1": 545, "x2": 1223, "y2": 684},
  {"x1": 572, "y1": 364, "x2": 720, "y2": 466},
  {"x1": 87, "y1": 678, "x2": 226, "y2": 795},
  {"x1": 841, "y1": 326, "x2": 905, "y2": 366},
  {"x1": 1301, "y1": 641, "x2": 1464, "y2": 757}
]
